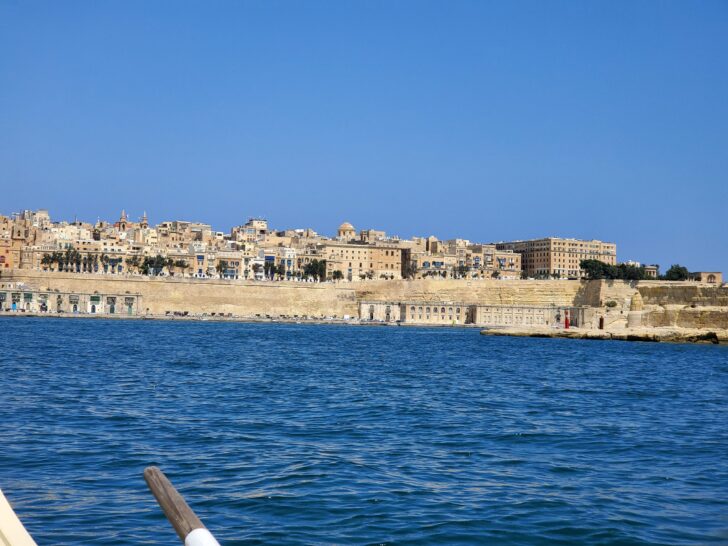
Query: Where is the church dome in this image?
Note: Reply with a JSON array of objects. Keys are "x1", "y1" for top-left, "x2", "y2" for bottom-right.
[{"x1": 338, "y1": 222, "x2": 355, "y2": 232}]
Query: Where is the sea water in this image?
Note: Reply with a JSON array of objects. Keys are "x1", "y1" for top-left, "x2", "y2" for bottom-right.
[{"x1": 1, "y1": 317, "x2": 726, "y2": 545}]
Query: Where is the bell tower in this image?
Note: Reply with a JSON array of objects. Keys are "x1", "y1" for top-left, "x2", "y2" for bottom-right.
[{"x1": 118, "y1": 210, "x2": 128, "y2": 231}]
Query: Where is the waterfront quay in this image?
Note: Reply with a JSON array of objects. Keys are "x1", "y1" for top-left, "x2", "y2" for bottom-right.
[{"x1": 2, "y1": 270, "x2": 728, "y2": 343}]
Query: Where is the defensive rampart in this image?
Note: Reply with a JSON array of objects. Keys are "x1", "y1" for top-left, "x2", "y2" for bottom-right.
[{"x1": 2, "y1": 270, "x2": 726, "y2": 330}]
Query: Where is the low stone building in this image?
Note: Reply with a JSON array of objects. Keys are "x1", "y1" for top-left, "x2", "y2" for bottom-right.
[
  {"x1": 0, "y1": 283, "x2": 142, "y2": 315},
  {"x1": 360, "y1": 302, "x2": 402, "y2": 322},
  {"x1": 472, "y1": 304, "x2": 589, "y2": 328},
  {"x1": 690, "y1": 272, "x2": 722, "y2": 285},
  {"x1": 360, "y1": 300, "x2": 589, "y2": 327},
  {"x1": 401, "y1": 302, "x2": 468, "y2": 324}
]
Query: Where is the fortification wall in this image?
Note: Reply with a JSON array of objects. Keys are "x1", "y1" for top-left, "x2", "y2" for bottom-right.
[
  {"x1": 1, "y1": 270, "x2": 359, "y2": 317},
  {"x1": 637, "y1": 282, "x2": 728, "y2": 307},
  {"x1": 353, "y1": 278, "x2": 585, "y2": 306},
  {"x1": 3, "y1": 270, "x2": 726, "y2": 328},
  {"x1": 2, "y1": 271, "x2": 585, "y2": 316},
  {"x1": 644, "y1": 308, "x2": 728, "y2": 330}
]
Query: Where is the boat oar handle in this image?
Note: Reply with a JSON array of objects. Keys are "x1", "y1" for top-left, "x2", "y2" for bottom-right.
[{"x1": 144, "y1": 466, "x2": 221, "y2": 546}]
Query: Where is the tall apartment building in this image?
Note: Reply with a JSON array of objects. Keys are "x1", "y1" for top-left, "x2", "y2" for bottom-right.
[{"x1": 496, "y1": 237, "x2": 617, "y2": 279}]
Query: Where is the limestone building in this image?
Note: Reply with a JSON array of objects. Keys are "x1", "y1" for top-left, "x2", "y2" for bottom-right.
[
  {"x1": 317, "y1": 241, "x2": 403, "y2": 280},
  {"x1": 690, "y1": 272, "x2": 722, "y2": 284},
  {"x1": 496, "y1": 237, "x2": 617, "y2": 279}
]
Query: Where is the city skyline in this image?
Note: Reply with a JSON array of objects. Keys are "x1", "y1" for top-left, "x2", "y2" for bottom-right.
[
  {"x1": 2, "y1": 2, "x2": 726, "y2": 272},
  {"x1": 3, "y1": 206, "x2": 621, "y2": 246},
  {"x1": 1, "y1": 206, "x2": 715, "y2": 275}
]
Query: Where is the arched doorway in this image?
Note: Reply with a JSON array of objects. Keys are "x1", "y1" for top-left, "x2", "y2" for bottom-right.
[
  {"x1": 91, "y1": 304, "x2": 96, "y2": 314},
  {"x1": 369, "y1": 305, "x2": 374, "y2": 321},
  {"x1": 707, "y1": 274, "x2": 716, "y2": 283}
]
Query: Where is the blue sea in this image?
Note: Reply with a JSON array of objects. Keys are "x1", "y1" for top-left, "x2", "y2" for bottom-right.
[{"x1": 1, "y1": 317, "x2": 727, "y2": 545}]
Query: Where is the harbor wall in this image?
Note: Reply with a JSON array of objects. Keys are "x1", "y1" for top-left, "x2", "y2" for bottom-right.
[
  {"x1": 2, "y1": 270, "x2": 726, "y2": 329},
  {"x1": 1, "y1": 270, "x2": 587, "y2": 316}
]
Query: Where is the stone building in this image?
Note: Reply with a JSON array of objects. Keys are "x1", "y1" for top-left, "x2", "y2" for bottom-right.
[
  {"x1": 496, "y1": 237, "x2": 617, "y2": 279},
  {"x1": 319, "y1": 241, "x2": 403, "y2": 281},
  {"x1": 0, "y1": 284, "x2": 142, "y2": 315},
  {"x1": 336, "y1": 221, "x2": 357, "y2": 241},
  {"x1": 690, "y1": 272, "x2": 722, "y2": 284},
  {"x1": 360, "y1": 300, "x2": 588, "y2": 327}
]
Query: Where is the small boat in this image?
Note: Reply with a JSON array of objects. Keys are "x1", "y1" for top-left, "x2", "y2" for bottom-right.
[{"x1": 0, "y1": 489, "x2": 37, "y2": 546}]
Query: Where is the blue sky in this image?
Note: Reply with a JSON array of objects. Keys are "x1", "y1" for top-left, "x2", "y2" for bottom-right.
[{"x1": 1, "y1": 1, "x2": 727, "y2": 273}]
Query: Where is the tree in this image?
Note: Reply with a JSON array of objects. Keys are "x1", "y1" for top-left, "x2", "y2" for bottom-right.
[
  {"x1": 456, "y1": 264, "x2": 468, "y2": 278},
  {"x1": 141, "y1": 254, "x2": 168, "y2": 276},
  {"x1": 491, "y1": 270, "x2": 500, "y2": 279},
  {"x1": 173, "y1": 260, "x2": 188, "y2": 276},
  {"x1": 403, "y1": 261, "x2": 417, "y2": 280},
  {"x1": 216, "y1": 260, "x2": 229, "y2": 278},
  {"x1": 126, "y1": 255, "x2": 141, "y2": 274},
  {"x1": 616, "y1": 263, "x2": 646, "y2": 281},
  {"x1": 264, "y1": 261, "x2": 276, "y2": 279},
  {"x1": 580, "y1": 259, "x2": 614, "y2": 280},
  {"x1": 580, "y1": 259, "x2": 649, "y2": 281},
  {"x1": 332, "y1": 270, "x2": 344, "y2": 281},
  {"x1": 663, "y1": 264, "x2": 689, "y2": 281},
  {"x1": 302, "y1": 259, "x2": 327, "y2": 281},
  {"x1": 50, "y1": 251, "x2": 63, "y2": 271}
]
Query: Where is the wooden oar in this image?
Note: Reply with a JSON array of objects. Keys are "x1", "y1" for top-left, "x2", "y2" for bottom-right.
[{"x1": 144, "y1": 467, "x2": 221, "y2": 546}]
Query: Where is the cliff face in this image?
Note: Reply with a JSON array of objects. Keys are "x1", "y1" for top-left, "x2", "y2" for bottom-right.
[{"x1": 2, "y1": 270, "x2": 726, "y2": 329}]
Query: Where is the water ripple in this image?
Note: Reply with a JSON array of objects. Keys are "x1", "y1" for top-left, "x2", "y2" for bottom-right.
[{"x1": 1, "y1": 317, "x2": 727, "y2": 545}]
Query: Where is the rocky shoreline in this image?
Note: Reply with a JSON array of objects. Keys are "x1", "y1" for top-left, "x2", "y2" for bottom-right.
[
  {"x1": 3, "y1": 311, "x2": 726, "y2": 344},
  {"x1": 480, "y1": 326, "x2": 728, "y2": 345}
]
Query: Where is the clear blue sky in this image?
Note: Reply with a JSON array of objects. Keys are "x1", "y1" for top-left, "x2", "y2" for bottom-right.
[{"x1": 2, "y1": 1, "x2": 727, "y2": 273}]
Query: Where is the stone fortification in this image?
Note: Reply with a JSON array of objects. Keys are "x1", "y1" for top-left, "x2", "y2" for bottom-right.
[
  {"x1": 2, "y1": 270, "x2": 726, "y2": 331},
  {"x1": 354, "y1": 278, "x2": 585, "y2": 306},
  {"x1": 637, "y1": 282, "x2": 728, "y2": 307},
  {"x1": 2, "y1": 271, "x2": 585, "y2": 317},
  {"x1": 1, "y1": 270, "x2": 358, "y2": 317}
]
